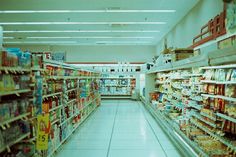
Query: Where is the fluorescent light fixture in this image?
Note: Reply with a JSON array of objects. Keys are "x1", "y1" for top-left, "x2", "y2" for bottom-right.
[
  {"x1": 4, "y1": 30, "x2": 160, "y2": 33},
  {"x1": 0, "y1": 22, "x2": 166, "y2": 25},
  {"x1": 3, "y1": 37, "x2": 14, "y2": 39},
  {"x1": 0, "y1": 10, "x2": 176, "y2": 13},
  {"x1": 26, "y1": 36, "x2": 154, "y2": 39},
  {"x1": 4, "y1": 41, "x2": 152, "y2": 45},
  {"x1": 4, "y1": 41, "x2": 77, "y2": 44}
]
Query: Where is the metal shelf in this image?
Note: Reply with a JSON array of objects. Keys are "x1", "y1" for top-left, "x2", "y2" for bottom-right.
[
  {"x1": 103, "y1": 85, "x2": 130, "y2": 87},
  {"x1": 49, "y1": 105, "x2": 62, "y2": 112},
  {"x1": 51, "y1": 119, "x2": 60, "y2": 125},
  {"x1": 216, "y1": 113, "x2": 236, "y2": 124},
  {"x1": 192, "y1": 112, "x2": 217, "y2": 128},
  {"x1": 201, "y1": 94, "x2": 236, "y2": 102},
  {"x1": 0, "y1": 89, "x2": 31, "y2": 97},
  {"x1": 66, "y1": 87, "x2": 78, "y2": 93},
  {"x1": 67, "y1": 99, "x2": 77, "y2": 104},
  {"x1": 43, "y1": 92, "x2": 62, "y2": 99},
  {"x1": 188, "y1": 103, "x2": 202, "y2": 110},
  {"x1": 100, "y1": 77, "x2": 135, "y2": 79},
  {"x1": 0, "y1": 132, "x2": 30, "y2": 153},
  {"x1": 190, "y1": 119, "x2": 236, "y2": 152},
  {"x1": 0, "y1": 113, "x2": 30, "y2": 129},
  {"x1": 0, "y1": 66, "x2": 31, "y2": 73},
  {"x1": 200, "y1": 112, "x2": 217, "y2": 121},
  {"x1": 201, "y1": 80, "x2": 236, "y2": 85}
]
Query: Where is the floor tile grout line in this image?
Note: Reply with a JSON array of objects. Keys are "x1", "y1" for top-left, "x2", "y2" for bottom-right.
[
  {"x1": 137, "y1": 101, "x2": 168, "y2": 157},
  {"x1": 106, "y1": 100, "x2": 119, "y2": 157}
]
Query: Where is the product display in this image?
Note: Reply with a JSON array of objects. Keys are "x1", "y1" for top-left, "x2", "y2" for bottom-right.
[
  {"x1": 0, "y1": 49, "x2": 101, "y2": 157},
  {"x1": 1, "y1": 1, "x2": 236, "y2": 157},
  {"x1": 100, "y1": 74, "x2": 136, "y2": 98},
  {"x1": 148, "y1": 64, "x2": 236, "y2": 157},
  {"x1": 0, "y1": 49, "x2": 33, "y2": 156}
]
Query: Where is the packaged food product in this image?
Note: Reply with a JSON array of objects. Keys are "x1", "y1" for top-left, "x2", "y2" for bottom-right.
[{"x1": 225, "y1": 85, "x2": 236, "y2": 97}]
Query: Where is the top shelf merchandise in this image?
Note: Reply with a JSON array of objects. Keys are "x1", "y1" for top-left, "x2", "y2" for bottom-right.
[
  {"x1": 148, "y1": 64, "x2": 236, "y2": 157},
  {"x1": 100, "y1": 74, "x2": 136, "y2": 97}
]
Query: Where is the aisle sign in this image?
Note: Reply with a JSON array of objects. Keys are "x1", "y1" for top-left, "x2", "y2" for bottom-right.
[{"x1": 36, "y1": 114, "x2": 50, "y2": 150}]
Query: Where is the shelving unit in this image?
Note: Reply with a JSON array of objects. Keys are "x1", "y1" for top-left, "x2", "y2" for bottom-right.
[
  {"x1": 0, "y1": 49, "x2": 33, "y2": 156},
  {"x1": 143, "y1": 46, "x2": 236, "y2": 156},
  {"x1": 0, "y1": 50, "x2": 101, "y2": 156},
  {"x1": 100, "y1": 75, "x2": 136, "y2": 99},
  {"x1": 34, "y1": 57, "x2": 101, "y2": 157}
]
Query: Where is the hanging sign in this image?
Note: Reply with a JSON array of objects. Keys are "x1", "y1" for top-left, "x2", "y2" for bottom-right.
[{"x1": 36, "y1": 114, "x2": 50, "y2": 150}]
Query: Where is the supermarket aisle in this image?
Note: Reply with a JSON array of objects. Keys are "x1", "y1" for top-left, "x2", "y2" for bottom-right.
[{"x1": 55, "y1": 100, "x2": 183, "y2": 157}]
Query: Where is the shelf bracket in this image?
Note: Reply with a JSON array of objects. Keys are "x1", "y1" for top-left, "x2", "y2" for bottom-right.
[
  {"x1": 5, "y1": 69, "x2": 9, "y2": 74},
  {"x1": 6, "y1": 146, "x2": 11, "y2": 153},
  {"x1": 1, "y1": 124, "x2": 6, "y2": 130}
]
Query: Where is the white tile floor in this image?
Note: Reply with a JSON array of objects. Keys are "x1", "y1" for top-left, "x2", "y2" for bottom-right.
[{"x1": 55, "y1": 100, "x2": 183, "y2": 157}]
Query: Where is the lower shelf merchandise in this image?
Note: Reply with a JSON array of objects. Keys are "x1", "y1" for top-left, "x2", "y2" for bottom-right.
[{"x1": 146, "y1": 65, "x2": 236, "y2": 157}]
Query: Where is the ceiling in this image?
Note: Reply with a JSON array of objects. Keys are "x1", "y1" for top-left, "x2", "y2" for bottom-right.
[{"x1": 0, "y1": 0, "x2": 199, "y2": 46}]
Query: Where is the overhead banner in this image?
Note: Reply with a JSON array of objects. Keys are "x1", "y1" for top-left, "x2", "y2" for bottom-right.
[{"x1": 36, "y1": 114, "x2": 50, "y2": 150}]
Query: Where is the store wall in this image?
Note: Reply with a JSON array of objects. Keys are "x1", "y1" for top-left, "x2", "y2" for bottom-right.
[
  {"x1": 156, "y1": 0, "x2": 224, "y2": 55},
  {"x1": 6, "y1": 45, "x2": 155, "y2": 63}
]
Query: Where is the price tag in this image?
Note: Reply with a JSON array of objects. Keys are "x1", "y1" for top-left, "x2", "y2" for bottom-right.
[{"x1": 36, "y1": 114, "x2": 50, "y2": 150}]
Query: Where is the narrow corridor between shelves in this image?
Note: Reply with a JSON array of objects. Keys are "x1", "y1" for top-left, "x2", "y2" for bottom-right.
[{"x1": 55, "y1": 100, "x2": 183, "y2": 157}]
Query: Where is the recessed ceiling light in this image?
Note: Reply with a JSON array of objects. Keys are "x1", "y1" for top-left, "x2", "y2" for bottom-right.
[
  {"x1": 25, "y1": 36, "x2": 154, "y2": 39},
  {"x1": 0, "y1": 22, "x2": 166, "y2": 25},
  {"x1": 3, "y1": 30, "x2": 160, "y2": 33},
  {"x1": 4, "y1": 41, "x2": 77, "y2": 44},
  {"x1": 0, "y1": 10, "x2": 176, "y2": 13}
]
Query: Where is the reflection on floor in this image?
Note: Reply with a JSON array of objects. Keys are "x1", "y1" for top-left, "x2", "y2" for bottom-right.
[{"x1": 55, "y1": 100, "x2": 183, "y2": 157}]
